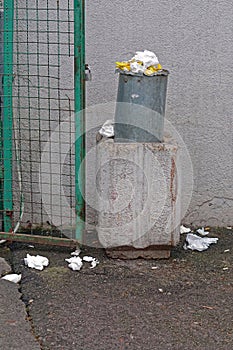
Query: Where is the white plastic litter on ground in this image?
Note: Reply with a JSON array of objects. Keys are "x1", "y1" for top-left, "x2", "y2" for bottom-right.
[
  {"x1": 197, "y1": 227, "x2": 209, "y2": 236},
  {"x1": 65, "y1": 255, "x2": 99, "y2": 271},
  {"x1": 83, "y1": 256, "x2": 99, "y2": 268},
  {"x1": 223, "y1": 267, "x2": 229, "y2": 271},
  {"x1": 82, "y1": 256, "x2": 93, "y2": 262},
  {"x1": 71, "y1": 247, "x2": 81, "y2": 256},
  {"x1": 180, "y1": 225, "x2": 191, "y2": 234},
  {"x1": 90, "y1": 258, "x2": 99, "y2": 269},
  {"x1": 1, "y1": 274, "x2": 22, "y2": 283},
  {"x1": 0, "y1": 240, "x2": 6, "y2": 244},
  {"x1": 99, "y1": 120, "x2": 114, "y2": 138},
  {"x1": 184, "y1": 233, "x2": 218, "y2": 252},
  {"x1": 65, "y1": 256, "x2": 83, "y2": 271},
  {"x1": 24, "y1": 254, "x2": 49, "y2": 271}
]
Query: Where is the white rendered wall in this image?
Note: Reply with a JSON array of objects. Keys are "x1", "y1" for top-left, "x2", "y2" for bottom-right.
[{"x1": 85, "y1": 0, "x2": 233, "y2": 226}]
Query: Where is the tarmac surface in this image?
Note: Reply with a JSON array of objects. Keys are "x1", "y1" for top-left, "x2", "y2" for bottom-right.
[{"x1": 0, "y1": 227, "x2": 233, "y2": 350}]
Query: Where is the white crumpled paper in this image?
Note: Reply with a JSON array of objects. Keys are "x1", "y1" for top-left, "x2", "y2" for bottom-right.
[
  {"x1": 65, "y1": 255, "x2": 99, "y2": 271},
  {"x1": 24, "y1": 254, "x2": 49, "y2": 271},
  {"x1": 71, "y1": 247, "x2": 81, "y2": 256},
  {"x1": 130, "y1": 61, "x2": 145, "y2": 74},
  {"x1": 197, "y1": 227, "x2": 209, "y2": 236},
  {"x1": 184, "y1": 233, "x2": 218, "y2": 252},
  {"x1": 131, "y1": 50, "x2": 159, "y2": 70},
  {"x1": 83, "y1": 256, "x2": 99, "y2": 269},
  {"x1": 82, "y1": 256, "x2": 93, "y2": 262},
  {"x1": 90, "y1": 259, "x2": 99, "y2": 269},
  {"x1": 116, "y1": 50, "x2": 164, "y2": 76},
  {"x1": 1, "y1": 274, "x2": 22, "y2": 284},
  {"x1": 99, "y1": 120, "x2": 114, "y2": 138},
  {"x1": 180, "y1": 225, "x2": 191, "y2": 234},
  {"x1": 65, "y1": 256, "x2": 83, "y2": 271}
]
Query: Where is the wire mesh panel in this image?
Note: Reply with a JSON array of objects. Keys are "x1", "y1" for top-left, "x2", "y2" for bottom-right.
[{"x1": 0, "y1": 0, "x2": 85, "y2": 243}]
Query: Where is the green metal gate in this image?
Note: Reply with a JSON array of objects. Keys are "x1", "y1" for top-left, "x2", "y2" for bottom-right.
[{"x1": 0, "y1": 0, "x2": 85, "y2": 246}]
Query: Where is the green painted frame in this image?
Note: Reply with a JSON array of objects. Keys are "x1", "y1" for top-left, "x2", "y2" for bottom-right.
[
  {"x1": 3, "y1": 0, "x2": 14, "y2": 232},
  {"x1": 0, "y1": 0, "x2": 86, "y2": 245},
  {"x1": 74, "y1": 0, "x2": 85, "y2": 242}
]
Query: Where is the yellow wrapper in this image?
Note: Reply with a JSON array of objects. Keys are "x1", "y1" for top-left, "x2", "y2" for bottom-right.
[
  {"x1": 144, "y1": 64, "x2": 163, "y2": 76},
  {"x1": 116, "y1": 61, "x2": 130, "y2": 71},
  {"x1": 116, "y1": 61, "x2": 163, "y2": 74}
]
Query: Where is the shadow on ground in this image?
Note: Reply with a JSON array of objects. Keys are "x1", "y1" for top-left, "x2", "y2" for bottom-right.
[{"x1": 1, "y1": 227, "x2": 233, "y2": 350}]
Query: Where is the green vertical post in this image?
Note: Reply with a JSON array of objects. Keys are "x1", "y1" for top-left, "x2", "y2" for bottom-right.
[
  {"x1": 0, "y1": 5, "x2": 4, "y2": 230},
  {"x1": 3, "y1": 0, "x2": 14, "y2": 232},
  {"x1": 74, "y1": 0, "x2": 85, "y2": 242}
]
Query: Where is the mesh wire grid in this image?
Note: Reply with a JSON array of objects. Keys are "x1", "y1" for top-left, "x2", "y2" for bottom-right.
[{"x1": 1, "y1": 0, "x2": 78, "y2": 239}]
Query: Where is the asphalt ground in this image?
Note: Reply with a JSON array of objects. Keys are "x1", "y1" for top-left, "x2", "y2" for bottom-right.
[{"x1": 0, "y1": 227, "x2": 233, "y2": 350}]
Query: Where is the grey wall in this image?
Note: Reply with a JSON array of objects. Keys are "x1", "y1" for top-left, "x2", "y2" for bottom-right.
[{"x1": 85, "y1": 0, "x2": 233, "y2": 226}]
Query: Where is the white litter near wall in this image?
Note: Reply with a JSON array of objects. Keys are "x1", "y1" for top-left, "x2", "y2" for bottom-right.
[
  {"x1": 24, "y1": 254, "x2": 49, "y2": 271},
  {"x1": 99, "y1": 120, "x2": 114, "y2": 138},
  {"x1": 184, "y1": 233, "x2": 218, "y2": 252},
  {"x1": 0, "y1": 240, "x2": 6, "y2": 244},
  {"x1": 197, "y1": 227, "x2": 209, "y2": 236},
  {"x1": 90, "y1": 258, "x2": 99, "y2": 269},
  {"x1": 82, "y1": 256, "x2": 93, "y2": 262},
  {"x1": 65, "y1": 256, "x2": 83, "y2": 271},
  {"x1": 1, "y1": 274, "x2": 22, "y2": 284},
  {"x1": 131, "y1": 94, "x2": 139, "y2": 99},
  {"x1": 180, "y1": 225, "x2": 191, "y2": 234},
  {"x1": 68, "y1": 262, "x2": 82, "y2": 271},
  {"x1": 71, "y1": 247, "x2": 81, "y2": 256},
  {"x1": 65, "y1": 255, "x2": 99, "y2": 271},
  {"x1": 82, "y1": 256, "x2": 99, "y2": 269}
]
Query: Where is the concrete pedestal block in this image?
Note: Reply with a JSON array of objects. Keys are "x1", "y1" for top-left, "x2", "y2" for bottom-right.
[{"x1": 97, "y1": 136, "x2": 181, "y2": 259}]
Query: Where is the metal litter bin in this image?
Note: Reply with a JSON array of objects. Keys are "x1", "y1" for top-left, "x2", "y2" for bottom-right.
[{"x1": 114, "y1": 71, "x2": 169, "y2": 142}]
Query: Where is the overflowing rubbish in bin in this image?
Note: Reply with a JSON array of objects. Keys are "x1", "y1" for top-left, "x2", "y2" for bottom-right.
[
  {"x1": 116, "y1": 50, "x2": 168, "y2": 76},
  {"x1": 114, "y1": 49, "x2": 169, "y2": 142}
]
